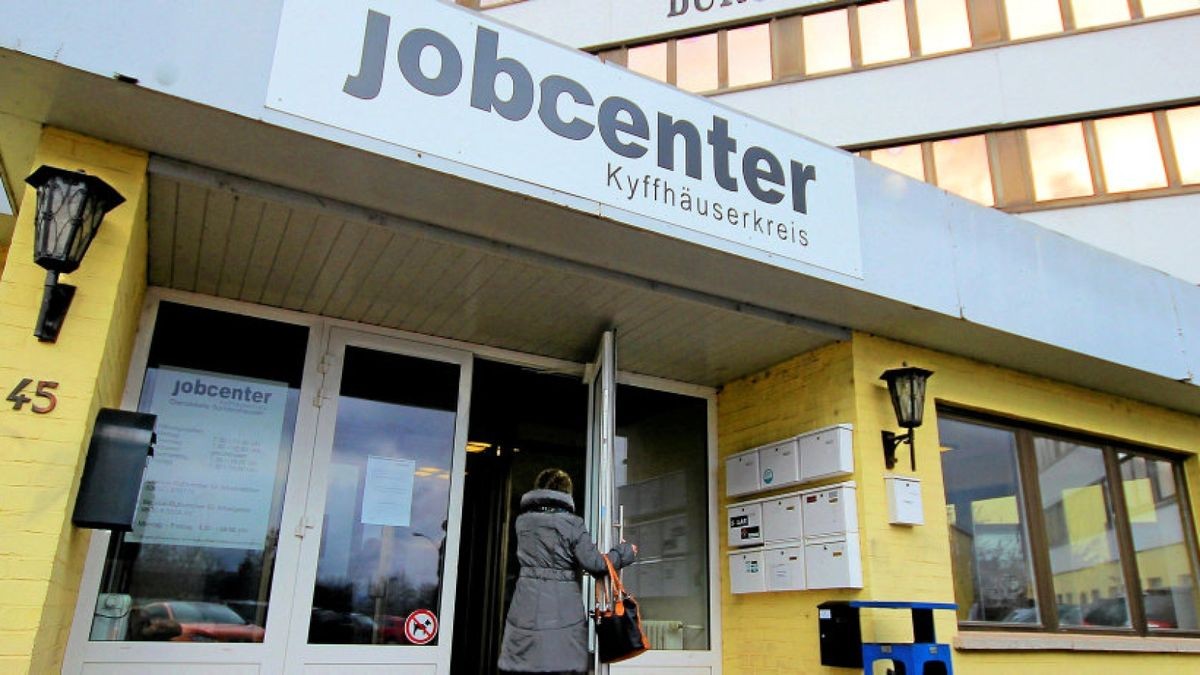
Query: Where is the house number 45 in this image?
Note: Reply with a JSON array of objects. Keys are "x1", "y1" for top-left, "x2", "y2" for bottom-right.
[{"x1": 7, "y1": 379, "x2": 59, "y2": 414}]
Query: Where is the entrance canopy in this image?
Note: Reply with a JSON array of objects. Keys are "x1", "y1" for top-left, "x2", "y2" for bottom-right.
[{"x1": 2, "y1": 1, "x2": 1200, "y2": 408}]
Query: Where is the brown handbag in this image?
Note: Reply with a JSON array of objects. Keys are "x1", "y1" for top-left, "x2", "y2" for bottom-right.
[{"x1": 593, "y1": 554, "x2": 651, "y2": 663}]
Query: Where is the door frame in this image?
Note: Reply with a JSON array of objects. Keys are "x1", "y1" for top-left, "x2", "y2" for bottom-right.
[
  {"x1": 63, "y1": 287, "x2": 723, "y2": 674},
  {"x1": 62, "y1": 289, "x2": 327, "y2": 673},
  {"x1": 281, "y1": 325, "x2": 474, "y2": 671}
]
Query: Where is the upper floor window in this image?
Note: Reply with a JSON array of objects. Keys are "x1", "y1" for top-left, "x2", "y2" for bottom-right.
[
  {"x1": 1142, "y1": 0, "x2": 1200, "y2": 15},
  {"x1": 857, "y1": 0, "x2": 912, "y2": 65},
  {"x1": 803, "y1": 9, "x2": 852, "y2": 74},
  {"x1": 939, "y1": 412, "x2": 1200, "y2": 634},
  {"x1": 727, "y1": 24, "x2": 773, "y2": 87},
  {"x1": 1026, "y1": 122, "x2": 1095, "y2": 201},
  {"x1": 914, "y1": 0, "x2": 972, "y2": 55},
  {"x1": 1167, "y1": 106, "x2": 1200, "y2": 184},
  {"x1": 676, "y1": 33, "x2": 719, "y2": 92},
  {"x1": 862, "y1": 105, "x2": 1200, "y2": 211},
  {"x1": 1005, "y1": 0, "x2": 1065, "y2": 39},
  {"x1": 1071, "y1": 0, "x2": 1132, "y2": 29}
]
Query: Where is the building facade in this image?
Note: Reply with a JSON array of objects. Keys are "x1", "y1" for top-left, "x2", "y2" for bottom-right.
[
  {"x1": 1, "y1": 1, "x2": 1199, "y2": 674},
  {"x1": 484, "y1": 0, "x2": 1200, "y2": 283}
]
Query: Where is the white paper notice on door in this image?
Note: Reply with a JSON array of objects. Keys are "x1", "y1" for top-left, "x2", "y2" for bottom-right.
[
  {"x1": 361, "y1": 456, "x2": 415, "y2": 527},
  {"x1": 129, "y1": 367, "x2": 288, "y2": 549}
]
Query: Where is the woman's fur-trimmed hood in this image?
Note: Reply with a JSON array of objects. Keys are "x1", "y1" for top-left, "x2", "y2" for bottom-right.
[{"x1": 519, "y1": 488, "x2": 575, "y2": 513}]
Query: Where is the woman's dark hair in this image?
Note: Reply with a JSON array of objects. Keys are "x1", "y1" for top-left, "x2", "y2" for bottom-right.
[{"x1": 535, "y1": 468, "x2": 573, "y2": 495}]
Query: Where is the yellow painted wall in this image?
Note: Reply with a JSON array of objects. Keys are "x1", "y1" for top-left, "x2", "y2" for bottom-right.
[
  {"x1": 0, "y1": 128, "x2": 148, "y2": 674},
  {"x1": 717, "y1": 332, "x2": 1200, "y2": 674}
]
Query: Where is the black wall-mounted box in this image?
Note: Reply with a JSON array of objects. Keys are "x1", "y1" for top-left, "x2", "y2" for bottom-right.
[
  {"x1": 71, "y1": 408, "x2": 156, "y2": 531},
  {"x1": 818, "y1": 601, "x2": 864, "y2": 668}
]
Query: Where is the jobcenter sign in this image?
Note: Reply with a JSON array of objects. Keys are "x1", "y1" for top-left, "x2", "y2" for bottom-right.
[{"x1": 268, "y1": 0, "x2": 861, "y2": 277}]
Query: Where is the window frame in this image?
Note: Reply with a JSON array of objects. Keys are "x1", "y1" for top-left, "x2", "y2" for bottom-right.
[{"x1": 940, "y1": 408, "x2": 1200, "y2": 638}]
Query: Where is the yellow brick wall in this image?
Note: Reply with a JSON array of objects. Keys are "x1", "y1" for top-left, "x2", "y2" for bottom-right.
[
  {"x1": 717, "y1": 332, "x2": 1200, "y2": 674},
  {"x1": 0, "y1": 128, "x2": 148, "y2": 674},
  {"x1": 717, "y1": 341, "x2": 861, "y2": 673},
  {"x1": 853, "y1": 333, "x2": 1200, "y2": 674}
]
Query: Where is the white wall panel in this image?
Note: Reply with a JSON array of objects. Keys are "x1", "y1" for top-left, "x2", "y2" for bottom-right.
[
  {"x1": 948, "y1": 195, "x2": 1190, "y2": 379},
  {"x1": 1022, "y1": 195, "x2": 1200, "y2": 285},
  {"x1": 852, "y1": 161, "x2": 962, "y2": 316},
  {"x1": 1173, "y1": 283, "x2": 1200, "y2": 384},
  {"x1": 0, "y1": 0, "x2": 284, "y2": 117}
]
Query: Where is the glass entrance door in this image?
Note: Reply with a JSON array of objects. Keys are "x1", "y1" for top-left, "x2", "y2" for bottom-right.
[{"x1": 283, "y1": 328, "x2": 472, "y2": 673}]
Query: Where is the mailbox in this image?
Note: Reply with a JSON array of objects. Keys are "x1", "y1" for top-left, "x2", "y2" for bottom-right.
[
  {"x1": 72, "y1": 408, "x2": 156, "y2": 531},
  {"x1": 818, "y1": 601, "x2": 864, "y2": 668},
  {"x1": 726, "y1": 501, "x2": 763, "y2": 548}
]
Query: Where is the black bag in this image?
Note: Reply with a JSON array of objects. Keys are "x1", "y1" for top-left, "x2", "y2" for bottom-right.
[{"x1": 594, "y1": 554, "x2": 650, "y2": 663}]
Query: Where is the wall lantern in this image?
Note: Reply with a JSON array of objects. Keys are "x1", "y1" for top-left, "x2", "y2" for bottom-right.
[
  {"x1": 24, "y1": 165, "x2": 125, "y2": 342},
  {"x1": 880, "y1": 365, "x2": 934, "y2": 471}
]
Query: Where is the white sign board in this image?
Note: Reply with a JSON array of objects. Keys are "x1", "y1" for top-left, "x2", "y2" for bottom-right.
[
  {"x1": 361, "y1": 455, "x2": 416, "y2": 527},
  {"x1": 488, "y1": 0, "x2": 874, "y2": 49},
  {"x1": 268, "y1": 0, "x2": 862, "y2": 277},
  {"x1": 129, "y1": 368, "x2": 288, "y2": 549}
]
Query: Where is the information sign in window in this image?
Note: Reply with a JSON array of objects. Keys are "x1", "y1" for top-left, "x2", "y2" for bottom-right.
[{"x1": 89, "y1": 302, "x2": 308, "y2": 643}]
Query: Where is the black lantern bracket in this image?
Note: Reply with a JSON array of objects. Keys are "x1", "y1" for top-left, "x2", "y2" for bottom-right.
[
  {"x1": 35, "y1": 270, "x2": 76, "y2": 342},
  {"x1": 881, "y1": 428, "x2": 917, "y2": 472},
  {"x1": 24, "y1": 165, "x2": 125, "y2": 343},
  {"x1": 879, "y1": 365, "x2": 934, "y2": 472}
]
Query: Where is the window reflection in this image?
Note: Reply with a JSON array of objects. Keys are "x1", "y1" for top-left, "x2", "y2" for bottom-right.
[
  {"x1": 939, "y1": 418, "x2": 1040, "y2": 624},
  {"x1": 1119, "y1": 454, "x2": 1200, "y2": 631},
  {"x1": 914, "y1": 0, "x2": 972, "y2": 55},
  {"x1": 804, "y1": 9, "x2": 851, "y2": 74},
  {"x1": 933, "y1": 135, "x2": 995, "y2": 206},
  {"x1": 627, "y1": 43, "x2": 668, "y2": 82},
  {"x1": 870, "y1": 144, "x2": 926, "y2": 181},
  {"x1": 616, "y1": 386, "x2": 710, "y2": 650},
  {"x1": 1071, "y1": 0, "x2": 1130, "y2": 29},
  {"x1": 1005, "y1": 0, "x2": 1064, "y2": 39},
  {"x1": 1026, "y1": 123, "x2": 1095, "y2": 201},
  {"x1": 308, "y1": 348, "x2": 459, "y2": 645},
  {"x1": 1033, "y1": 437, "x2": 1129, "y2": 629},
  {"x1": 1167, "y1": 106, "x2": 1200, "y2": 184},
  {"x1": 1094, "y1": 113, "x2": 1167, "y2": 193},
  {"x1": 676, "y1": 33, "x2": 719, "y2": 92},
  {"x1": 89, "y1": 303, "x2": 308, "y2": 643},
  {"x1": 858, "y1": 0, "x2": 911, "y2": 65},
  {"x1": 1140, "y1": 0, "x2": 1200, "y2": 17},
  {"x1": 727, "y1": 24, "x2": 772, "y2": 88}
]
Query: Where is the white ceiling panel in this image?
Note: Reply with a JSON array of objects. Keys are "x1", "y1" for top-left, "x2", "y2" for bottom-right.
[{"x1": 147, "y1": 162, "x2": 842, "y2": 386}]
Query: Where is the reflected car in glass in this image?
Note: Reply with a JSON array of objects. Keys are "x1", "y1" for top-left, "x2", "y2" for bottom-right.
[
  {"x1": 130, "y1": 601, "x2": 266, "y2": 642},
  {"x1": 1082, "y1": 591, "x2": 1178, "y2": 630},
  {"x1": 1001, "y1": 604, "x2": 1082, "y2": 625}
]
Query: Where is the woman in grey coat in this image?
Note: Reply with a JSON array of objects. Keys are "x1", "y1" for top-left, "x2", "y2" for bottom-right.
[{"x1": 498, "y1": 468, "x2": 637, "y2": 675}]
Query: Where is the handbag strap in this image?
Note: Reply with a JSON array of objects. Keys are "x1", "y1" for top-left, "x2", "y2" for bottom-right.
[{"x1": 601, "y1": 554, "x2": 627, "y2": 617}]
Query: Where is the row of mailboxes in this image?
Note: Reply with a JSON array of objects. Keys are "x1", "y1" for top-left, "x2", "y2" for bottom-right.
[
  {"x1": 729, "y1": 533, "x2": 864, "y2": 593},
  {"x1": 726, "y1": 424, "x2": 854, "y2": 497},
  {"x1": 727, "y1": 483, "x2": 857, "y2": 548}
]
